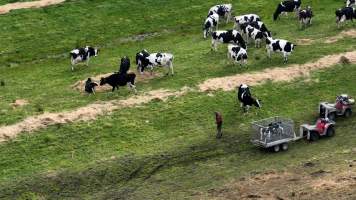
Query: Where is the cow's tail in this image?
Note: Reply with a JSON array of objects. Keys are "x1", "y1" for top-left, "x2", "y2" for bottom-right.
[{"x1": 273, "y1": 4, "x2": 283, "y2": 21}]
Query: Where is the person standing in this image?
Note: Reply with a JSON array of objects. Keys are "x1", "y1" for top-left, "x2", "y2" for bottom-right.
[{"x1": 215, "y1": 111, "x2": 223, "y2": 139}]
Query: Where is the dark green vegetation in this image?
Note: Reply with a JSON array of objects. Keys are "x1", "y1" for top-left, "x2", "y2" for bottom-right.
[{"x1": 0, "y1": 0, "x2": 355, "y2": 199}]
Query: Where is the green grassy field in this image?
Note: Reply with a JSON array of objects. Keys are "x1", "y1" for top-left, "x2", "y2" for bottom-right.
[{"x1": 0, "y1": 0, "x2": 355, "y2": 199}]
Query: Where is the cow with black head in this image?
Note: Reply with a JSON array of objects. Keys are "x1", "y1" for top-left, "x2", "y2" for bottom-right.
[
  {"x1": 336, "y1": 6, "x2": 356, "y2": 28},
  {"x1": 70, "y1": 46, "x2": 99, "y2": 71},
  {"x1": 249, "y1": 21, "x2": 272, "y2": 37},
  {"x1": 84, "y1": 78, "x2": 98, "y2": 94},
  {"x1": 233, "y1": 14, "x2": 261, "y2": 30},
  {"x1": 203, "y1": 13, "x2": 219, "y2": 38},
  {"x1": 136, "y1": 52, "x2": 174, "y2": 76},
  {"x1": 100, "y1": 72, "x2": 137, "y2": 93},
  {"x1": 211, "y1": 30, "x2": 246, "y2": 51},
  {"x1": 119, "y1": 56, "x2": 130, "y2": 75},
  {"x1": 265, "y1": 34, "x2": 296, "y2": 63},
  {"x1": 136, "y1": 49, "x2": 150, "y2": 73},
  {"x1": 237, "y1": 84, "x2": 261, "y2": 112},
  {"x1": 273, "y1": 0, "x2": 302, "y2": 21},
  {"x1": 208, "y1": 4, "x2": 232, "y2": 23},
  {"x1": 227, "y1": 44, "x2": 248, "y2": 66},
  {"x1": 346, "y1": 0, "x2": 356, "y2": 7},
  {"x1": 299, "y1": 6, "x2": 313, "y2": 28}
]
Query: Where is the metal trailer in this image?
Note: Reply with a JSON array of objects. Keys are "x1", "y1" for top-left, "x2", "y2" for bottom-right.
[{"x1": 251, "y1": 116, "x2": 303, "y2": 152}]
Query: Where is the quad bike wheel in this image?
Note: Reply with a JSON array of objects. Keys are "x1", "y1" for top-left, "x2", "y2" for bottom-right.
[
  {"x1": 310, "y1": 131, "x2": 319, "y2": 141},
  {"x1": 326, "y1": 126, "x2": 335, "y2": 137},
  {"x1": 328, "y1": 112, "x2": 336, "y2": 121},
  {"x1": 344, "y1": 109, "x2": 352, "y2": 118}
]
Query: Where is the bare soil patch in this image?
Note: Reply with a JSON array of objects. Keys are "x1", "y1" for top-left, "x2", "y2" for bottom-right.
[
  {"x1": 0, "y1": 87, "x2": 191, "y2": 142},
  {"x1": 296, "y1": 38, "x2": 315, "y2": 46},
  {"x1": 199, "y1": 51, "x2": 356, "y2": 92},
  {"x1": 72, "y1": 71, "x2": 162, "y2": 93},
  {"x1": 325, "y1": 29, "x2": 356, "y2": 44},
  {"x1": 200, "y1": 168, "x2": 356, "y2": 200},
  {"x1": 0, "y1": 0, "x2": 65, "y2": 14},
  {"x1": 10, "y1": 99, "x2": 29, "y2": 108}
]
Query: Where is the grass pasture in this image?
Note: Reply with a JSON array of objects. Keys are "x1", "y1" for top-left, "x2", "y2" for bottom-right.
[{"x1": 0, "y1": 0, "x2": 355, "y2": 199}]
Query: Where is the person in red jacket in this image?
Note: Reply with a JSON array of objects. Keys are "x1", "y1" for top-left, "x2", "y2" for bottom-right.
[{"x1": 215, "y1": 112, "x2": 223, "y2": 139}]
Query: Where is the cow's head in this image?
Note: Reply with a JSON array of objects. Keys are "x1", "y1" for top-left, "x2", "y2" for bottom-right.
[
  {"x1": 99, "y1": 77, "x2": 106, "y2": 86},
  {"x1": 94, "y1": 48, "x2": 99, "y2": 56}
]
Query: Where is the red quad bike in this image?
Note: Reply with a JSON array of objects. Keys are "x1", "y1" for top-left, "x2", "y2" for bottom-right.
[
  {"x1": 300, "y1": 118, "x2": 336, "y2": 142},
  {"x1": 319, "y1": 94, "x2": 355, "y2": 121}
]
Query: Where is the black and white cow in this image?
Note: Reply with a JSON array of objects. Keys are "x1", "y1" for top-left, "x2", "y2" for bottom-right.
[
  {"x1": 346, "y1": 0, "x2": 356, "y2": 7},
  {"x1": 100, "y1": 72, "x2": 137, "y2": 93},
  {"x1": 136, "y1": 52, "x2": 174, "y2": 76},
  {"x1": 136, "y1": 49, "x2": 150, "y2": 73},
  {"x1": 203, "y1": 13, "x2": 219, "y2": 39},
  {"x1": 227, "y1": 44, "x2": 248, "y2": 65},
  {"x1": 70, "y1": 46, "x2": 99, "y2": 71},
  {"x1": 237, "y1": 84, "x2": 261, "y2": 112},
  {"x1": 233, "y1": 14, "x2": 261, "y2": 30},
  {"x1": 273, "y1": 0, "x2": 302, "y2": 21},
  {"x1": 299, "y1": 6, "x2": 313, "y2": 28},
  {"x1": 336, "y1": 7, "x2": 356, "y2": 28},
  {"x1": 208, "y1": 4, "x2": 232, "y2": 23},
  {"x1": 84, "y1": 78, "x2": 98, "y2": 94},
  {"x1": 240, "y1": 24, "x2": 264, "y2": 48},
  {"x1": 265, "y1": 36, "x2": 296, "y2": 63},
  {"x1": 211, "y1": 30, "x2": 246, "y2": 51},
  {"x1": 249, "y1": 21, "x2": 272, "y2": 37}
]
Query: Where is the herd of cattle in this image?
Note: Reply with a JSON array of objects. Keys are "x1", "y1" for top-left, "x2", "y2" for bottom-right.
[{"x1": 68, "y1": 0, "x2": 354, "y2": 111}]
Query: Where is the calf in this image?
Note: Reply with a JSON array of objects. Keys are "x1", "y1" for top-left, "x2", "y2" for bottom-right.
[
  {"x1": 299, "y1": 6, "x2": 313, "y2": 28},
  {"x1": 273, "y1": 0, "x2": 302, "y2": 21},
  {"x1": 227, "y1": 44, "x2": 248, "y2": 66},
  {"x1": 84, "y1": 78, "x2": 98, "y2": 94},
  {"x1": 346, "y1": 0, "x2": 356, "y2": 7},
  {"x1": 211, "y1": 30, "x2": 246, "y2": 51},
  {"x1": 265, "y1": 36, "x2": 296, "y2": 63},
  {"x1": 100, "y1": 72, "x2": 137, "y2": 93},
  {"x1": 203, "y1": 13, "x2": 219, "y2": 38},
  {"x1": 336, "y1": 7, "x2": 356, "y2": 28},
  {"x1": 249, "y1": 21, "x2": 272, "y2": 37},
  {"x1": 208, "y1": 4, "x2": 232, "y2": 23},
  {"x1": 137, "y1": 53, "x2": 174, "y2": 76},
  {"x1": 70, "y1": 46, "x2": 99, "y2": 71},
  {"x1": 241, "y1": 24, "x2": 264, "y2": 48},
  {"x1": 237, "y1": 84, "x2": 261, "y2": 112},
  {"x1": 233, "y1": 14, "x2": 261, "y2": 30}
]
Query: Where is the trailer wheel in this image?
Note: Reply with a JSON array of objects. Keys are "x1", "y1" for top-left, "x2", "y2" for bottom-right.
[
  {"x1": 328, "y1": 112, "x2": 336, "y2": 121},
  {"x1": 326, "y1": 126, "x2": 335, "y2": 137},
  {"x1": 273, "y1": 145, "x2": 280, "y2": 152},
  {"x1": 281, "y1": 143, "x2": 288, "y2": 151},
  {"x1": 310, "y1": 131, "x2": 319, "y2": 142},
  {"x1": 344, "y1": 109, "x2": 352, "y2": 118}
]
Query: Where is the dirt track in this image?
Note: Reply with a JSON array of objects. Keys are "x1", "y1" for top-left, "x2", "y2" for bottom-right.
[
  {"x1": 198, "y1": 51, "x2": 356, "y2": 92},
  {"x1": 0, "y1": 0, "x2": 65, "y2": 14},
  {"x1": 1, "y1": 51, "x2": 356, "y2": 142}
]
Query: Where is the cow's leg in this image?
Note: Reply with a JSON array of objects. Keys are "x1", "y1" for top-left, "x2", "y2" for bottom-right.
[
  {"x1": 267, "y1": 49, "x2": 271, "y2": 59},
  {"x1": 128, "y1": 83, "x2": 137, "y2": 94},
  {"x1": 112, "y1": 86, "x2": 115, "y2": 92},
  {"x1": 169, "y1": 62, "x2": 174, "y2": 76},
  {"x1": 86, "y1": 57, "x2": 90, "y2": 67},
  {"x1": 71, "y1": 59, "x2": 75, "y2": 71},
  {"x1": 283, "y1": 53, "x2": 288, "y2": 64},
  {"x1": 211, "y1": 39, "x2": 217, "y2": 51},
  {"x1": 149, "y1": 65, "x2": 154, "y2": 75},
  {"x1": 240, "y1": 102, "x2": 243, "y2": 108},
  {"x1": 226, "y1": 12, "x2": 231, "y2": 23}
]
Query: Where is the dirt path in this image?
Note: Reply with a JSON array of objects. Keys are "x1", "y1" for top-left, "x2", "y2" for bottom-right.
[
  {"x1": 296, "y1": 29, "x2": 356, "y2": 46},
  {"x1": 0, "y1": 87, "x2": 191, "y2": 142},
  {"x1": 199, "y1": 51, "x2": 356, "y2": 92},
  {"x1": 0, "y1": 0, "x2": 65, "y2": 14},
  {"x1": 1, "y1": 51, "x2": 356, "y2": 142},
  {"x1": 199, "y1": 164, "x2": 356, "y2": 200}
]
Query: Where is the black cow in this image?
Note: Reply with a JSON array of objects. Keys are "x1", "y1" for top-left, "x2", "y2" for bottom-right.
[
  {"x1": 336, "y1": 7, "x2": 356, "y2": 28},
  {"x1": 100, "y1": 73, "x2": 137, "y2": 93},
  {"x1": 273, "y1": 0, "x2": 302, "y2": 21},
  {"x1": 119, "y1": 56, "x2": 130, "y2": 75},
  {"x1": 70, "y1": 46, "x2": 99, "y2": 71},
  {"x1": 211, "y1": 30, "x2": 246, "y2": 51},
  {"x1": 84, "y1": 78, "x2": 98, "y2": 94},
  {"x1": 237, "y1": 84, "x2": 261, "y2": 112},
  {"x1": 299, "y1": 6, "x2": 313, "y2": 28}
]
